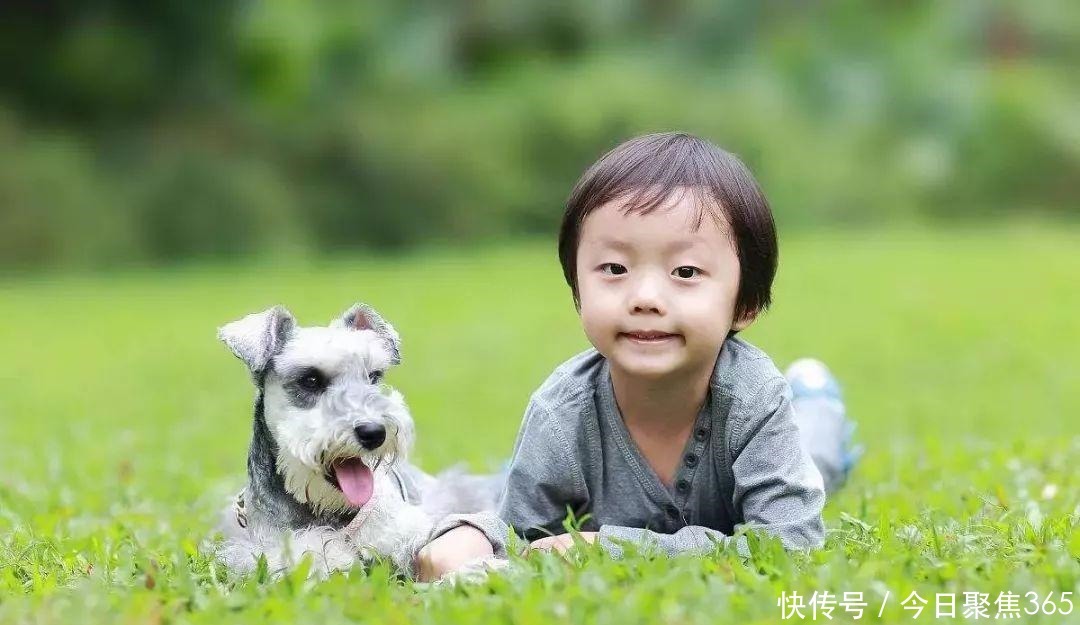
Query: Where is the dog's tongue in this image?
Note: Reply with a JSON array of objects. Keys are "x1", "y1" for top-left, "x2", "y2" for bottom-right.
[{"x1": 333, "y1": 458, "x2": 374, "y2": 508}]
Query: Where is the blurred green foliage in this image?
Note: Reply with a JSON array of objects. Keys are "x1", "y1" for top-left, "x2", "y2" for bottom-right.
[{"x1": 1, "y1": 1, "x2": 1077, "y2": 270}]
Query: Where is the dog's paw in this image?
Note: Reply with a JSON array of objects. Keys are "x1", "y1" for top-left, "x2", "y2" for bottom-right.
[{"x1": 282, "y1": 528, "x2": 362, "y2": 579}]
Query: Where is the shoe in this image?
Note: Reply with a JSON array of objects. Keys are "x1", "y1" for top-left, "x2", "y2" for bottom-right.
[{"x1": 784, "y1": 358, "x2": 864, "y2": 490}]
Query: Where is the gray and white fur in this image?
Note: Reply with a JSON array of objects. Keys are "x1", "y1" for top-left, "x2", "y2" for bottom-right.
[{"x1": 208, "y1": 302, "x2": 503, "y2": 579}]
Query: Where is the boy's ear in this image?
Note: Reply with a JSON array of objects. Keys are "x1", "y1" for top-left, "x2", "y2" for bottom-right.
[{"x1": 731, "y1": 308, "x2": 759, "y2": 332}]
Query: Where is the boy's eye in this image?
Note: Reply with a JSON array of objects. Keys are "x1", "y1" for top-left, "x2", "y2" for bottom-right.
[
  {"x1": 673, "y1": 266, "x2": 701, "y2": 279},
  {"x1": 600, "y1": 263, "x2": 628, "y2": 276}
]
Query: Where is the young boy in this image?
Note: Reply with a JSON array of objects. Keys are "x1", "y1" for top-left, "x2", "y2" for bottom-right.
[{"x1": 416, "y1": 132, "x2": 859, "y2": 581}]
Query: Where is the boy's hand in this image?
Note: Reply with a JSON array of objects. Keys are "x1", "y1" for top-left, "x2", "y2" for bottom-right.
[
  {"x1": 415, "y1": 526, "x2": 494, "y2": 582},
  {"x1": 528, "y1": 532, "x2": 598, "y2": 554}
]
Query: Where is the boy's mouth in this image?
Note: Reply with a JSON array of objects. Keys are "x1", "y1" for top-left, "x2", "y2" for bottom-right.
[{"x1": 620, "y1": 330, "x2": 679, "y2": 343}]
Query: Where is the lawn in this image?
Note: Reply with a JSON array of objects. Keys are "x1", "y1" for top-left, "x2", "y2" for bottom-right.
[{"x1": 1, "y1": 225, "x2": 1078, "y2": 624}]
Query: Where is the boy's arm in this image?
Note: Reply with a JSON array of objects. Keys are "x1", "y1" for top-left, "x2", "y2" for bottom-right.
[
  {"x1": 596, "y1": 377, "x2": 826, "y2": 558},
  {"x1": 595, "y1": 524, "x2": 743, "y2": 558},
  {"x1": 426, "y1": 396, "x2": 589, "y2": 557},
  {"x1": 730, "y1": 376, "x2": 826, "y2": 548}
]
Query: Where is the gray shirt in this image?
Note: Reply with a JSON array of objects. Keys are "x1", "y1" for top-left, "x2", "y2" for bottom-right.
[{"x1": 430, "y1": 337, "x2": 826, "y2": 558}]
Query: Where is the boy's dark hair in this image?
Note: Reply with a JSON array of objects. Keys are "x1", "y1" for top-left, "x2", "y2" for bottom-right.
[{"x1": 557, "y1": 132, "x2": 778, "y2": 326}]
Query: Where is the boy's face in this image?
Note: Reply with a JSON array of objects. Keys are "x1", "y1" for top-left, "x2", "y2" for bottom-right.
[{"x1": 575, "y1": 191, "x2": 751, "y2": 380}]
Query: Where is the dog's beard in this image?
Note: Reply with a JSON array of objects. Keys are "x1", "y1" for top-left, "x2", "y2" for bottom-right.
[
  {"x1": 276, "y1": 450, "x2": 372, "y2": 515},
  {"x1": 275, "y1": 438, "x2": 394, "y2": 515}
]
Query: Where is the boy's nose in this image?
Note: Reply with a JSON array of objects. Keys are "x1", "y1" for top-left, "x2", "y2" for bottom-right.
[
  {"x1": 631, "y1": 299, "x2": 662, "y2": 314},
  {"x1": 628, "y1": 276, "x2": 665, "y2": 314}
]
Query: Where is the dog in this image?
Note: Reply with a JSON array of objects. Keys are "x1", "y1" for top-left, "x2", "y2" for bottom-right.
[{"x1": 210, "y1": 302, "x2": 502, "y2": 579}]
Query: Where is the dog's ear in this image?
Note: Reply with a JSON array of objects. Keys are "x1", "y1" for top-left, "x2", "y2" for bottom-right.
[
  {"x1": 333, "y1": 303, "x2": 401, "y2": 365},
  {"x1": 218, "y1": 306, "x2": 296, "y2": 380}
]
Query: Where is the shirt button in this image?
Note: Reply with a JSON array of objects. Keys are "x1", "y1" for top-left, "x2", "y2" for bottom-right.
[
  {"x1": 694, "y1": 428, "x2": 709, "y2": 441},
  {"x1": 675, "y1": 478, "x2": 690, "y2": 493},
  {"x1": 684, "y1": 453, "x2": 699, "y2": 468},
  {"x1": 665, "y1": 504, "x2": 680, "y2": 518}
]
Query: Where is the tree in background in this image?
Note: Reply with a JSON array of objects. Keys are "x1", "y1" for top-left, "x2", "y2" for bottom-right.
[{"x1": 1, "y1": 1, "x2": 1076, "y2": 269}]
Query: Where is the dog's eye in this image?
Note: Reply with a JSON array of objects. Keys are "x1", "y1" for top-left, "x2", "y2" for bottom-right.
[
  {"x1": 297, "y1": 370, "x2": 327, "y2": 393},
  {"x1": 368, "y1": 370, "x2": 384, "y2": 384}
]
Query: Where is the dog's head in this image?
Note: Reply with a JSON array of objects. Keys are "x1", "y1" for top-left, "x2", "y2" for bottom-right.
[{"x1": 218, "y1": 302, "x2": 413, "y2": 515}]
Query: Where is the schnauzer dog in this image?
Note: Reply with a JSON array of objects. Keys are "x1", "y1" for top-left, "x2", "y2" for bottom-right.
[{"x1": 211, "y1": 302, "x2": 501, "y2": 579}]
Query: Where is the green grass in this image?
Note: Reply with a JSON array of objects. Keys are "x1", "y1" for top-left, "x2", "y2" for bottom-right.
[{"x1": 1, "y1": 225, "x2": 1078, "y2": 624}]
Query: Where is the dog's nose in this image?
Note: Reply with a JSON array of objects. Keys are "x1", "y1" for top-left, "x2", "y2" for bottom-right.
[{"x1": 353, "y1": 423, "x2": 386, "y2": 450}]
